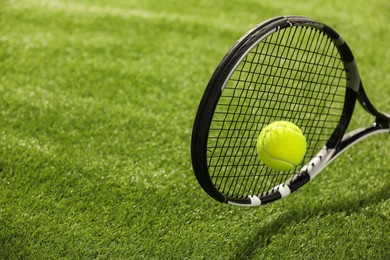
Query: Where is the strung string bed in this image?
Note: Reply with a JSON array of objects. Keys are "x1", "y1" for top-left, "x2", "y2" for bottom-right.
[{"x1": 207, "y1": 26, "x2": 346, "y2": 198}]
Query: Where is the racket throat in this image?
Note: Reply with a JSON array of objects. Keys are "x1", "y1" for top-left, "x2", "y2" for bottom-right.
[{"x1": 374, "y1": 115, "x2": 390, "y2": 130}]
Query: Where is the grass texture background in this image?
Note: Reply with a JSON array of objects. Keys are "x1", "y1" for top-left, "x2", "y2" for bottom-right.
[{"x1": 1, "y1": 0, "x2": 389, "y2": 258}]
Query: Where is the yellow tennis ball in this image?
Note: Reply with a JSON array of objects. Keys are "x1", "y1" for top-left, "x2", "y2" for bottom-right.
[{"x1": 257, "y1": 121, "x2": 307, "y2": 171}]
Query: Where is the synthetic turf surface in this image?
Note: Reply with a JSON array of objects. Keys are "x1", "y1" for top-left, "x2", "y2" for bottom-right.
[{"x1": 1, "y1": 0, "x2": 389, "y2": 258}]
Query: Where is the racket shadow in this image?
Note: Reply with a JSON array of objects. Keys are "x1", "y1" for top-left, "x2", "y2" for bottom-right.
[{"x1": 234, "y1": 183, "x2": 390, "y2": 259}]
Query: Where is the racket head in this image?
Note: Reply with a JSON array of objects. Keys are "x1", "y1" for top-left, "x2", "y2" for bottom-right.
[{"x1": 191, "y1": 16, "x2": 360, "y2": 206}]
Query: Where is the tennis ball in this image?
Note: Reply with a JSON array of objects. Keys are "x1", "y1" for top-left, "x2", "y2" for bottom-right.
[{"x1": 257, "y1": 121, "x2": 306, "y2": 171}]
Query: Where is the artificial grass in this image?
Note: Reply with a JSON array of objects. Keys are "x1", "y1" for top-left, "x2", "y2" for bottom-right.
[{"x1": 1, "y1": 0, "x2": 389, "y2": 259}]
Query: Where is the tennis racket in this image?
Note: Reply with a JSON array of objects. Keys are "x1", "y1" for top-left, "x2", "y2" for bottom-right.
[{"x1": 191, "y1": 16, "x2": 389, "y2": 206}]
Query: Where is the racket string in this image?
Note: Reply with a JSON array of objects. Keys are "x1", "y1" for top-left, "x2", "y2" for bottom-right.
[
  {"x1": 213, "y1": 29, "x2": 289, "y2": 195},
  {"x1": 208, "y1": 26, "x2": 346, "y2": 198}
]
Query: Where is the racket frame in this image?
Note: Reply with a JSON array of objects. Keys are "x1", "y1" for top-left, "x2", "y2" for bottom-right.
[{"x1": 191, "y1": 16, "x2": 389, "y2": 206}]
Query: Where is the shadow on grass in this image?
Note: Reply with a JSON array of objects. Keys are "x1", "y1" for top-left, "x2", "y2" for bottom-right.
[{"x1": 234, "y1": 183, "x2": 390, "y2": 259}]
